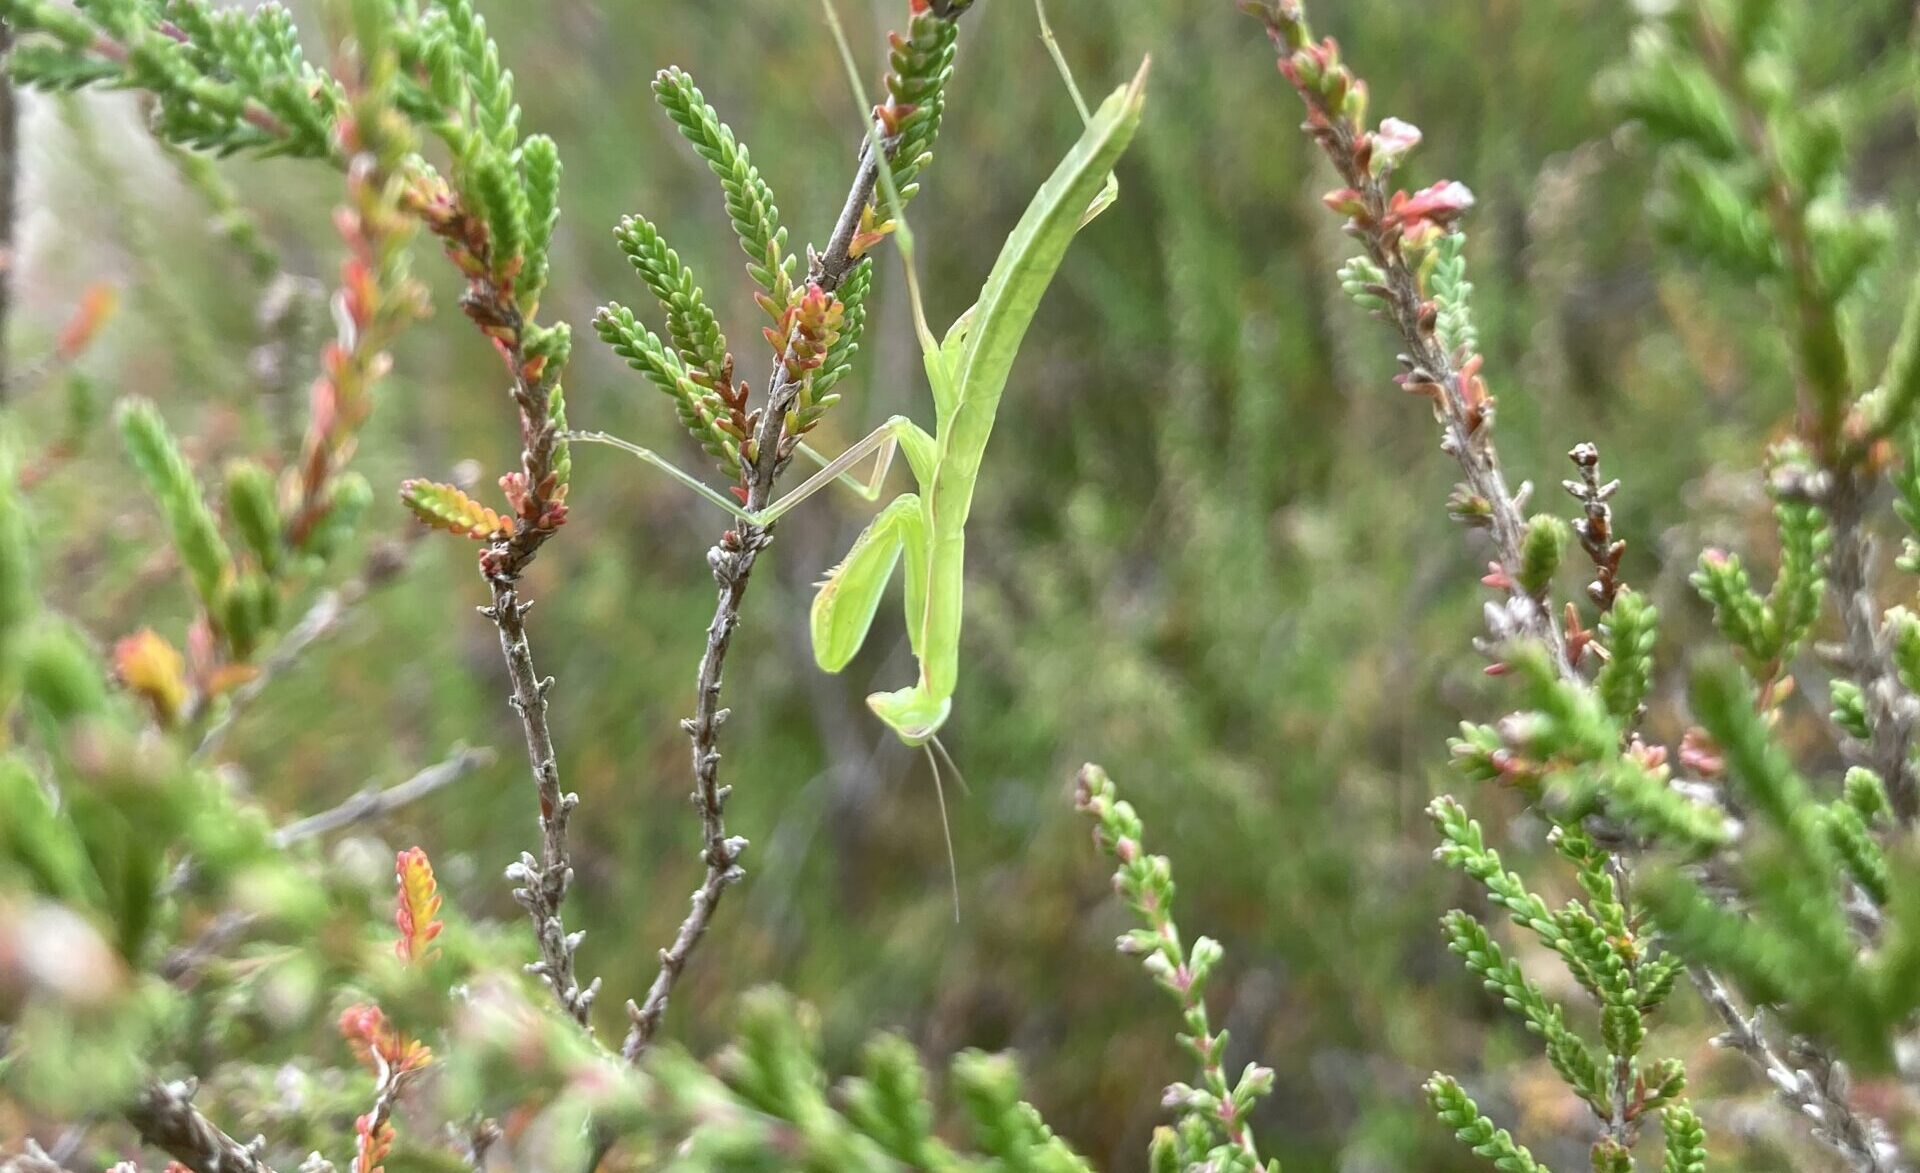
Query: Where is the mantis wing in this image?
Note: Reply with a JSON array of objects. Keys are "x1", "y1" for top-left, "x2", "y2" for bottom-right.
[
  {"x1": 925, "y1": 306, "x2": 973, "y2": 426},
  {"x1": 811, "y1": 493, "x2": 927, "y2": 672},
  {"x1": 928, "y1": 63, "x2": 1149, "y2": 509}
]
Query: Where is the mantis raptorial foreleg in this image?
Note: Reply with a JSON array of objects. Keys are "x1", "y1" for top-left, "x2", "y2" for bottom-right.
[{"x1": 564, "y1": 413, "x2": 929, "y2": 526}]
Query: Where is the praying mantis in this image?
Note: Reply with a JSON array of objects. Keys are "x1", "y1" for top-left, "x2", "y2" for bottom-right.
[{"x1": 571, "y1": 12, "x2": 1147, "y2": 752}]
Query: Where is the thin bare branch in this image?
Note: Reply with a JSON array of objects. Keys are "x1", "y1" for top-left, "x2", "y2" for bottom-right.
[
  {"x1": 1823, "y1": 475, "x2": 1920, "y2": 819},
  {"x1": 488, "y1": 578, "x2": 599, "y2": 1032},
  {"x1": 159, "y1": 747, "x2": 493, "y2": 983},
  {"x1": 1692, "y1": 968, "x2": 1902, "y2": 1173},
  {"x1": 274, "y1": 745, "x2": 494, "y2": 846}
]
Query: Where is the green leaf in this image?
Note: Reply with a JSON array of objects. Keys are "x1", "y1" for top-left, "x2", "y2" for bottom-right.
[
  {"x1": 517, "y1": 133, "x2": 562, "y2": 308},
  {"x1": 118, "y1": 398, "x2": 233, "y2": 616},
  {"x1": 816, "y1": 255, "x2": 873, "y2": 398},
  {"x1": 652, "y1": 66, "x2": 793, "y2": 302},
  {"x1": 613, "y1": 214, "x2": 730, "y2": 388},
  {"x1": 1427, "y1": 232, "x2": 1478, "y2": 356},
  {"x1": 1426, "y1": 1073, "x2": 1552, "y2": 1173},
  {"x1": 1442, "y1": 910, "x2": 1609, "y2": 1112},
  {"x1": 222, "y1": 459, "x2": 282, "y2": 575},
  {"x1": 1518, "y1": 514, "x2": 1570, "y2": 597},
  {"x1": 594, "y1": 302, "x2": 740, "y2": 478},
  {"x1": 1653, "y1": 155, "x2": 1780, "y2": 278},
  {"x1": 1594, "y1": 588, "x2": 1658, "y2": 722},
  {"x1": 0, "y1": 754, "x2": 103, "y2": 908},
  {"x1": 880, "y1": 3, "x2": 965, "y2": 202},
  {"x1": 1661, "y1": 1103, "x2": 1707, "y2": 1173},
  {"x1": 1604, "y1": 29, "x2": 1742, "y2": 160}
]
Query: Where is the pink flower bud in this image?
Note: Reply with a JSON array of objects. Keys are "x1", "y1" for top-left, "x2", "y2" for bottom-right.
[
  {"x1": 1321, "y1": 187, "x2": 1367, "y2": 217},
  {"x1": 1384, "y1": 180, "x2": 1476, "y2": 237},
  {"x1": 1371, "y1": 117, "x2": 1422, "y2": 173}
]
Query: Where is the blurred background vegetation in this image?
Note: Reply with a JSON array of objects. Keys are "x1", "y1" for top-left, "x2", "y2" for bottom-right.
[{"x1": 8, "y1": 0, "x2": 1919, "y2": 1167}]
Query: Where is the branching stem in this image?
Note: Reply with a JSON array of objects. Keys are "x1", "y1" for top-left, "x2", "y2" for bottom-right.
[{"x1": 620, "y1": 3, "x2": 973, "y2": 1059}]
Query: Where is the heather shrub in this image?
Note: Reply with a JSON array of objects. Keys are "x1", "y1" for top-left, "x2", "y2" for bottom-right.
[{"x1": 0, "y1": 1, "x2": 1916, "y2": 1171}]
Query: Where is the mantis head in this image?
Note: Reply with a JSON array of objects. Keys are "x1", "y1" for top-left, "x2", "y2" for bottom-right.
[{"x1": 868, "y1": 686, "x2": 952, "y2": 746}]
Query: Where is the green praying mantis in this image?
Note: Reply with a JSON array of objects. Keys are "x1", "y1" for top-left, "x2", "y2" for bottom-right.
[{"x1": 570, "y1": 9, "x2": 1146, "y2": 754}]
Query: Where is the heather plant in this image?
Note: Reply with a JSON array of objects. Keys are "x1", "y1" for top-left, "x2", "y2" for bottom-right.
[
  {"x1": 1180, "y1": 0, "x2": 1917, "y2": 1168},
  {"x1": 4, "y1": 0, "x2": 1918, "y2": 1171},
  {"x1": 0, "y1": 0, "x2": 1175, "y2": 1168},
  {"x1": 1075, "y1": 764, "x2": 1278, "y2": 1173}
]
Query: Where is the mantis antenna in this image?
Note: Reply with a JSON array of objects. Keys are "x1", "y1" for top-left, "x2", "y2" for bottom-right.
[
  {"x1": 930, "y1": 732, "x2": 971, "y2": 798},
  {"x1": 565, "y1": 419, "x2": 902, "y2": 526},
  {"x1": 923, "y1": 742, "x2": 961, "y2": 923},
  {"x1": 1035, "y1": 0, "x2": 1093, "y2": 122}
]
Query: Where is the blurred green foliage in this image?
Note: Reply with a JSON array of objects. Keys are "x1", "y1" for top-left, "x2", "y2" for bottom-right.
[{"x1": 3, "y1": 0, "x2": 1918, "y2": 1168}]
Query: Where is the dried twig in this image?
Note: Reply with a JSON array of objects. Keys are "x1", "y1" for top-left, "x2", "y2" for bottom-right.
[
  {"x1": 1692, "y1": 967, "x2": 1902, "y2": 1173},
  {"x1": 125, "y1": 1080, "x2": 277, "y2": 1173},
  {"x1": 273, "y1": 745, "x2": 494, "y2": 846},
  {"x1": 1565, "y1": 442, "x2": 1626, "y2": 614}
]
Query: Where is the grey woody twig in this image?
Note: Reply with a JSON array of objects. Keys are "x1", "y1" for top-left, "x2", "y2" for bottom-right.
[
  {"x1": 125, "y1": 1080, "x2": 277, "y2": 1173},
  {"x1": 443, "y1": 173, "x2": 590, "y2": 1036},
  {"x1": 273, "y1": 744, "x2": 495, "y2": 846},
  {"x1": 1, "y1": 1141, "x2": 75, "y2": 1173},
  {"x1": 1686, "y1": 7, "x2": 1913, "y2": 1157},
  {"x1": 1251, "y1": 17, "x2": 1568, "y2": 677},
  {"x1": 1822, "y1": 476, "x2": 1920, "y2": 820},
  {"x1": 1692, "y1": 967, "x2": 1903, "y2": 1173},
  {"x1": 1691, "y1": 1, "x2": 1919, "y2": 826},
  {"x1": 488, "y1": 578, "x2": 599, "y2": 1033},
  {"x1": 160, "y1": 744, "x2": 496, "y2": 984}
]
